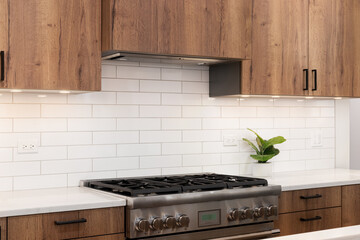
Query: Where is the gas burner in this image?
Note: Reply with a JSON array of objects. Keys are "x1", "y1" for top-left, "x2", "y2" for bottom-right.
[{"x1": 86, "y1": 173, "x2": 268, "y2": 197}]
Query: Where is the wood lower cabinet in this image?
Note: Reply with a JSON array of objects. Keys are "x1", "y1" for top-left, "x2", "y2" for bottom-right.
[
  {"x1": 275, "y1": 207, "x2": 342, "y2": 236},
  {"x1": 0, "y1": 218, "x2": 6, "y2": 240},
  {"x1": 7, "y1": 207, "x2": 124, "y2": 240},
  {"x1": 0, "y1": 0, "x2": 101, "y2": 91},
  {"x1": 74, "y1": 233, "x2": 125, "y2": 240},
  {"x1": 342, "y1": 184, "x2": 360, "y2": 226},
  {"x1": 102, "y1": 0, "x2": 252, "y2": 59}
]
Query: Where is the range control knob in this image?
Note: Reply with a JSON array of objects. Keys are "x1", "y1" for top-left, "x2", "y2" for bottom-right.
[
  {"x1": 176, "y1": 214, "x2": 190, "y2": 227},
  {"x1": 135, "y1": 219, "x2": 150, "y2": 232},
  {"x1": 150, "y1": 217, "x2": 164, "y2": 231},
  {"x1": 239, "y1": 208, "x2": 254, "y2": 220},
  {"x1": 228, "y1": 209, "x2": 240, "y2": 221},
  {"x1": 254, "y1": 207, "x2": 266, "y2": 218},
  {"x1": 266, "y1": 205, "x2": 278, "y2": 217},
  {"x1": 164, "y1": 216, "x2": 177, "y2": 229}
]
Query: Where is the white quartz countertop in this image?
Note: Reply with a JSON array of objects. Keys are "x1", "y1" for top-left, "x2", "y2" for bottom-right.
[
  {"x1": 0, "y1": 187, "x2": 126, "y2": 217},
  {"x1": 265, "y1": 225, "x2": 360, "y2": 240},
  {"x1": 266, "y1": 168, "x2": 360, "y2": 191}
]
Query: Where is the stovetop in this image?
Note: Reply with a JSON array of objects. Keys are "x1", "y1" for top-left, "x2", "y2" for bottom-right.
[{"x1": 85, "y1": 173, "x2": 268, "y2": 197}]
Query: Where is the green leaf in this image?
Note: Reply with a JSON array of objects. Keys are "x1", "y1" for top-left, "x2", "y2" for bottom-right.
[
  {"x1": 262, "y1": 136, "x2": 286, "y2": 150},
  {"x1": 250, "y1": 154, "x2": 276, "y2": 163},
  {"x1": 242, "y1": 138, "x2": 260, "y2": 154},
  {"x1": 247, "y1": 128, "x2": 265, "y2": 146},
  {"x1": 264, "y1": 146, "x2": 280, "y2": 156}
]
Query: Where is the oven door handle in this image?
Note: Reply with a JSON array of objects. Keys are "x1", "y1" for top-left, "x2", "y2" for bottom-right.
[{"x1": 208, "y1": 229, "x2": 280, "y2": 240}]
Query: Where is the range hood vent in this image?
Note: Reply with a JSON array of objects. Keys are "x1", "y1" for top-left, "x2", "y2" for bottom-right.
[{"x1": 102, "y1": 51, "x2": 241, "y2": 66}]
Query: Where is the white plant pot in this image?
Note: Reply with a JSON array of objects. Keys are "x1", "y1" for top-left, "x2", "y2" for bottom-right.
[{"x1": 252, "y1": 162, "x2": 273, "y2": 177}]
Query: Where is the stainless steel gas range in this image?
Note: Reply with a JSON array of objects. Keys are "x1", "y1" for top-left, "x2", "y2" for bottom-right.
[{"x1": 81, "y1": 173, "x2": 281, "y2": 240}]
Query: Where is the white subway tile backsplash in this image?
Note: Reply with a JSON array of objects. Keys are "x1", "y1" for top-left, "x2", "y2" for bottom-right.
[
  {"x1": 68, "y1": 145, "x2": 116, "y2": 159},
  {"x1": 41, "y1": 132, "x2": 92, "y2": 146},
  {"x1": 93, "y1": 105, "x2": 139, "y2": 118},
  {"x1": 140, "y1": 131, "x2": 182, "y2": 143},
  {"x1": 14, "y1": 119, "x2": 67, "y2": 132},
  {"x1": 140, "y1": 155, "x2": 182, "y2": 168},
  {"x1": 0, "y1": 104, "x2": 40, "y2": 117},
  {"x1": 93, "y1": 157, "x2": 139, "y2": 171},
  {"x1": 162, "y1": 118, "x2": 202, "y2": 130},
  {"x1": 140, "y1": 80, "x2": 181, "y2": 93},
  {"x1": 41, "y1": 105, "x2": 92, "y2": 118},
  {"x1": 102, "y1": 79, "x2": 139, "y2": 92},
  {"x1": 68, "y1": 119, "x2": 116, "y2": 131},
  {"x1": 117, "y1": 92, "x2": 161, "y2": 105},
  {"x1": 93, "y1": 131, "x2": 139, "y2": 144},
  {"x1": 183, "y1": 106, "x2": 221, "y2": 118},
  {"x1": 117, "y1": 118, "x2": 161, "y2": 130},
  {"x1": 117, "y1": 144, "x2": 161, "y2": 157},
  {"x1": 140, "y1": 106, "x2": 181, "y2": 117},
  {"x1": 117, "y1": 66, "x2": 160, "y2": 79},
  {"x1": 0, "y1": 62, "x2": 336, "y2": 191},
  {"x1": 162, "y1": 94, "x2": 202, "y2": 106},
  {"x1": 68, "y1": 92, "x2": 116, "y2": 105},
  {"x1": 41, "y1": 159, "x2": 92, "y2": 174}
]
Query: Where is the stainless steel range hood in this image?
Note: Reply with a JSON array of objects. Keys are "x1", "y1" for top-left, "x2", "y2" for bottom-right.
[{"x1": 102, "y1": 51, "x2": 240, "y2": 66}]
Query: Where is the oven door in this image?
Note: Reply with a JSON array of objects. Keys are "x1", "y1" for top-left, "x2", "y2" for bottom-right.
[{"x1": 136, "y1": 222, "x2": 280, "y2": 240}]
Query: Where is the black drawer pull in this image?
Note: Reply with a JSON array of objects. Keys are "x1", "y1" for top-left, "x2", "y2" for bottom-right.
[
  {"x1": 54, "y1": 218, "x2": 87, "y2": 225},
  {"x1": 303, "y1": 69, "x2": 309, "y2": 90},
  {"x1": 300, "y1": 194, "x2": 322, "y2": 199},
  {"x1": 0, "y1": 51, "x2": 4, "y2": 81},
  {"x1": 300, "y1": 216, "x2": 322, "y2": 222},
  {"x1": 312, "y1": 69, "x2": 317, "y2": 91}
]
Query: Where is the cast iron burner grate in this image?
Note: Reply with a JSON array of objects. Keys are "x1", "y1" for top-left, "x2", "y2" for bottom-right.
[{"x1": 87, "y1": 173, "x2": 268, "y2": 197}]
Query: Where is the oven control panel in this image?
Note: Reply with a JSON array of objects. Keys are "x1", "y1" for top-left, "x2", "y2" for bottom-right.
[{"x1": 127, "y1": 196, "x2": 279, "y2": 238}]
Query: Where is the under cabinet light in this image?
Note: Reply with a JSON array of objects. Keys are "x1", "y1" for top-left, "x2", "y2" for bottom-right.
[
  {"x1": 334, "y1": 97, "x2": 342, "y2": 100},
  {"x1": 10, "y1": 89, "x2": 22, "y2": 93},
  {"x1": 237, "y1": 98, "x2": 245, "y2": 101},
  {"x1": 240, "y1": 95, "x2": 250, "y2": 98},
  {"x1": 272, "y1": 96, "x2": 280, "y2": 98},
  {"x1": 59, "y1": 90, "x2": 71, "y2": 94},
  {"x1": 305, "y1": 96, "x2": 314, "y2": 99}
]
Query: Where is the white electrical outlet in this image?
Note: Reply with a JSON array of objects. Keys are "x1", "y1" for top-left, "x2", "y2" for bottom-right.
[
  {"x1": 310, "y1": 129, "x2": 323, "y2": 147},
  {"x1": 223, "y1": 135, "x2": 238, "y2": 146},
  {"x1": 18, "y1": 140, "x2": 39, "y2": 153}
]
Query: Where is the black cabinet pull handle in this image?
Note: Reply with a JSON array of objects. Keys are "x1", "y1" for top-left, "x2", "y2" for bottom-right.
[
  {"x1": 312, "y1": 69, "x2": 317, "y2": 91},
  {"x1": 303, "y1": 69, "x2": 309, "y2": 90},
  {"x1": 300, "y1": 216, "x2": 322, "y2": 222},
  {"x1": 0, "y1": 51, "x2": 4, "y2": 81},
  {"x1": 54, "y1": 218, "x2": 87, "y2": 225},
  {"x1": 300, "y1": 194, "x2": 322, "y2": 199},
  {"x1": 0, "y1": 225, "x2": 2, "y2": 240}
]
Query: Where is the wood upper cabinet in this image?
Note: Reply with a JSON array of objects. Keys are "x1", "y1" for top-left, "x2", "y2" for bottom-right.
[
  {"x1": 102, "y1": 0, "x2": 252, "y2": 59},
  {"x1": 0, "y1": 0, "x2": 101, "y2": 91},
  {"x1": 7, "y1": 207, "x2": 124, "y2": 240},
  {"x1": 309, "y1": 0, "x2": 358, "y2": 97},
  {"x1": 250, "y1": 0, "x2": 309, "y2": 96}
]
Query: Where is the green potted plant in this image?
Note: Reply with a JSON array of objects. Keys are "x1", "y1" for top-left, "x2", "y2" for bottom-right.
[{"x1": 243, "y1": 128, "x2": 286, "y2": 177}]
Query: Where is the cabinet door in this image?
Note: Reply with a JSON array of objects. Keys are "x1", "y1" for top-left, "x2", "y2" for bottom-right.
[
  {"x1": 342, "y1": 185, "x2": 360, "y2": 226},
  {"x1": 4, "y1": 0, "x2": 101, "y2": 91},
  {"x1": 275, "y1": 207, "x2": 341, "y2": 236},
  {"x1": 102, "y1": 0, "x2": 251, "y2": 59},
  {"x1": 0, "y1": 218, "x2": 6, "y2": 240},
  {"x1": 0, "y1": 0, "x2": 8, "y2": 88},
  {"x1": 250, "y1": 0, "x2": 309, "y2": 96},
  {"x1": 8, "y1": 215, "x2": 43, "y2": 240},
  {"x1": 309, "y1": 0, "x2": 358, "y2": 97}
]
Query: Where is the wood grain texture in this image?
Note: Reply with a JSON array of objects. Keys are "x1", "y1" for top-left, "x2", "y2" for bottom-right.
[
  {"x1": 342, "y1": 185, "x2": 360, "y2": 226},
  {"x1": 250, "y1": 0, "x2": 309, "y2": 96},
  {"x1": 0, "y1": 218, "x2": 6, "y2": 240},
  {"x1": 79, "y1": 207, "x2": 125, "y2": 237},
  {"x1": 0, "y1": 0, "x2": 8, "y2": 88},
  {"x1": 102, "y1": 0, "x2": 251, "y2": 59},
  {"x1": 275, "y1": 207, "x2": 342, "y2": 236},
  {"x1": 42, "y1": 211, "x2": 80, "y2": 239},
  {"x1": 309, "y1": 0, "x2": 357, "y2": 97},
  {"x1": 8, "y1": 214, "x2": 43, "y2": 240},
  {"x1": 279, "y1": 187, "x2": 341, "y2": 214},
  {"x1": 74, "y1": 233, "x2": 125, "y2": 240},
  {"x1": 5, "y1": 0, "x2": 101, "y2": 91}
]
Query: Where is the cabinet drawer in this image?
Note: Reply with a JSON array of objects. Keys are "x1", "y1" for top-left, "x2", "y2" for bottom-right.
[
  {"x1": 79, "y1": 207, "x2": 124, "y2": 237},
  {"x1": 279, "y1": 187, "x2": 341, "y2": 213},
  {"x1": 0, "y1": 218, "x2": 6, "y2": 240},
  {"x1": 275, "y1": 207, "x2": 341, "y2": 236}
]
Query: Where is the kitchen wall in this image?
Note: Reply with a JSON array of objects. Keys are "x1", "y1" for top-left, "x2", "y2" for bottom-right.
[{"x1": 0, "y1": 60, "x2": 335, "y2": 191}]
